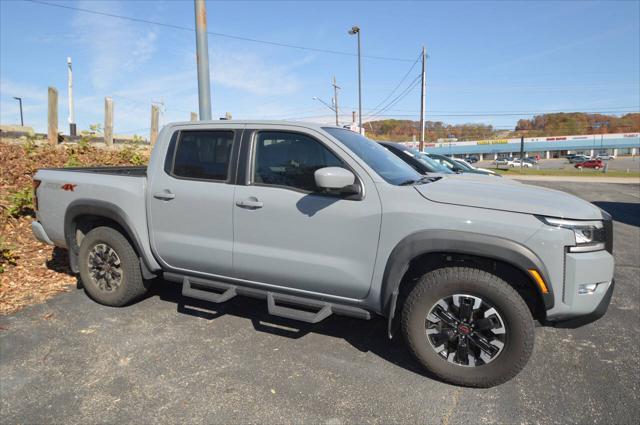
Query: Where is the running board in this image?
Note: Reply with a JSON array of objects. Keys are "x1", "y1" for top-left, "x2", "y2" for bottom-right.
[
  {"x1": 167, "y1": 272, "x2": 370, "y2": 322},
  {"x1": 267, "y1": 293, "x2": 332, "y2": 323},
  {"x1": 182, "y1": 277, "x2": 237, "y2": 303}
]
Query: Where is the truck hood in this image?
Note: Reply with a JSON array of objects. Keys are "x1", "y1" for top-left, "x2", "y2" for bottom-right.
[{"x1": 415, "y1": 177, "x2": 603, "y2": 219}]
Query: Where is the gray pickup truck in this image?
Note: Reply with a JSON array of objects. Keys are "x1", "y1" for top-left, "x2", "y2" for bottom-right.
[{"x1": 32, "y1": 121, "x2": 615, "y2": 387}]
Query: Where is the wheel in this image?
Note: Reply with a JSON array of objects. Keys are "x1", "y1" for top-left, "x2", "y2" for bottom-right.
[
  {"x1": 78, "y1": 226, "x2": 148, "y2": 306},
  {"x1": 401, "y1": 267, "x2": 535, "y2": 387}
]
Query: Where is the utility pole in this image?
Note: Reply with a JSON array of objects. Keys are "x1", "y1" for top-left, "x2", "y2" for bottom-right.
[
  {"x1": 194, "y1": 0, "x2": 212, "y2": 120},
  {"x1": 520, "y1": 135, "x2": 525, "y2": 170},
  {"x1": 67, "y1": 57, "x2": 76, "y2": 136},
  {"x1": 419, "y1": 46, "x2": 426, "y2": 151},
  {"x1": 332, "y1": 76, "x2": 340, "y2": 126}
]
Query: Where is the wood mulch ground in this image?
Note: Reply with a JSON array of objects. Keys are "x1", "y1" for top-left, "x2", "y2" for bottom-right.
[{"x1": 0, "y1": 139, "x2": 150, "y2": 315}]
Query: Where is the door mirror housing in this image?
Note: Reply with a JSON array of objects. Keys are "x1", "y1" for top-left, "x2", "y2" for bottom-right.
[{"x1": 314, "y1": 167, "x2": 355, "y2": 190}]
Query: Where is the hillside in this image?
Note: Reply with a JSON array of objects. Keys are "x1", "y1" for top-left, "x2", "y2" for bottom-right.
[{"x1": 365, "y1": 112, "x2": 640, "y2": 141}]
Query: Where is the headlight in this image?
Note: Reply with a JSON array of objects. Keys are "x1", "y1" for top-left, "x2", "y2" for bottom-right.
[{"x1": 538, "y1": 216, "x2": 606, "y2": 252}]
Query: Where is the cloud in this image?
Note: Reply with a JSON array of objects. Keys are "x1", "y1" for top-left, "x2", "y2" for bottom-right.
[
  {"x1": 73, "y1": 0, "x2": 158, "y2": 90},
  {"x1": 212, "y1": 50, "x2": 304, "y2": 96}
]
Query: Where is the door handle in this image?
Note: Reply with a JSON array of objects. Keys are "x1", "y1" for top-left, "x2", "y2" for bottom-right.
[
  {"x1": 236, "y1": 198, "x2": 263, "y2": 209},
  {"x1": 153, "y1": 191, "x2": 175, "y2": 200}
]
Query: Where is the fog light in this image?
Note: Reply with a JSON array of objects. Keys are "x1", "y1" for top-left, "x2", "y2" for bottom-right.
[{"x1": 578, "y1": 283, "x2": 598, "y2": 295}]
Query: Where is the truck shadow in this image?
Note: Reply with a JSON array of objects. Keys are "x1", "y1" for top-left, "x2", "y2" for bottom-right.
[
  {"x1": 147, "y1": 281, "x2": 443, "y2": 383},
  {"x1": 592, "y1": 201, "x2": 640, "y2": 227}
]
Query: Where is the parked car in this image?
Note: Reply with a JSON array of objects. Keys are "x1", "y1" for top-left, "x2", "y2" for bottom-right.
[
  {"x1": 380, "y1": 143, "x2": 512, "y2": 183},
  {"x1": 427, "y1": 153, "x2": 497, "y2": 176},
  {"x1": 510, "y1": 159, "x2": 533, "y2": 168},
  {"x1": 575, "y1": 159, "x2": 604, "y2": 170},
  {"x1": 453, "y1": 158, "x2": 499, "y2": 175},
  {"x1": 596, "y1": 154, "x2": 615, "y2": 160},
  {"x1": 32, "y1": 121, "x2": 615, "y2": 388},
  {"x1": 464, "y1": 155, "x2": 479, "y2": 164},
  {"x1": 494, "y1": 157, "x2": 515, "y2": 166},
  {"x1": 523, "y1": 157, "x2": 538, "y2": 165},
  {"x1": 379, "y1": 142, "x2": 454, "y2": 174},
  {"x1": 569, "y1": 155, "x2": 591, "y2": 163}
]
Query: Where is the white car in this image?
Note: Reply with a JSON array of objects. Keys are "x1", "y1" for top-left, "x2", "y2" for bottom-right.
[
  {"x1": 453, "y1": 158, "x2": 499, "y2": 175},
  {"x1": 596, "y1": 154, "x2": 615, "y2": 160},
  {"x1": 509, "y1": 159, "x2": 533, "y2": 168}
]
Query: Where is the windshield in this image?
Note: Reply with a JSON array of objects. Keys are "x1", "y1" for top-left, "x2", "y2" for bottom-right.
[
  {"x1": 323, "y1": 128, "x2": 422, "y2": 185},
  {"x1": 408, "y1": 150, "x2": 454, "y2": 174}
]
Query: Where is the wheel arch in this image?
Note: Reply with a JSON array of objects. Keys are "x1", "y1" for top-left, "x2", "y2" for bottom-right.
[
  {"x1": 64, "y1": 199, "x2": 158, "y2": 278},
  {"x1": 381, "y1": 230, "x2": 554, "y2": 338}
]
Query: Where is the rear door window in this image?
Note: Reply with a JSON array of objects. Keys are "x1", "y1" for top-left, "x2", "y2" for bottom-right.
[{"x1": 172, "y1": 131, "x2": 234, "y2": 181}]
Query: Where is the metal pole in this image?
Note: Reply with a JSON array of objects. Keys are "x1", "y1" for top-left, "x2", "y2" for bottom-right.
[
  {"x1": 13, "y1": 97, "x2": 23, "y2": 126},
  {"x1": 332, "y1": 76, "x2": 340, "y2": 126},
  {"x1": 520, "y1": 136, "x2": 524, "y2": 170},
  {"x1": 419, "y1": 46, "x2": 426, "y2": 151},
  {"x1": 357, "y1": 31, "x2": 362, "y2": 133},
  {"x1": 67, "y1": 57, "x2": 76, "y2": 136},
  {"x1": 194, "y1": 0, "x2": 212, "y2": 121}
]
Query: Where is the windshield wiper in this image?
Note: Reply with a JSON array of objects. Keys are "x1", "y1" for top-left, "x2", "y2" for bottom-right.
[{"x1": 399, "y1": 176, "x2": 441, "y2": 186}]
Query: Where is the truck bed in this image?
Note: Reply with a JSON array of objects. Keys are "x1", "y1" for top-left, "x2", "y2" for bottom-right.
[{"x1": 39, "y1": 166, "x2": 147, "y2": 177}]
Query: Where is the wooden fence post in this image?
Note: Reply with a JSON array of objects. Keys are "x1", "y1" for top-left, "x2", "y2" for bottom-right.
[
  {"x1": 190, "y1": 112, "x2": 198, "y2": 122},
  {"x1": 104, "y1": 97, "x2": 114, "y2": 146},
  {"x1": 47, "y1": 87, "x2": 58, "y2": 145},
  {"x1": 150, "y1": 105, "x2": 159, "y2": 145}
]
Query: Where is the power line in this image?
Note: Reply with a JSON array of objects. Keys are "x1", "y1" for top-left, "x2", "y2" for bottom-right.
[
  {"x1": 25, "y1": 0, "x2": 414, "y2": 62},
  {"x1": 365, "y1": 75, "x2": 422, "y2": 121},
  {"x1": 363, "y1": 51, "x2": 421, "y2": 118}
]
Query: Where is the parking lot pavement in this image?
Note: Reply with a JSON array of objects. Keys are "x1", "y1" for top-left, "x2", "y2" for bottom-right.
[
  {"x1": 1, "y1": 182, "x2": 638, "y2": 424},
  {"x1": 477, "y1": 156, "x2": 640, "y2": 171}
]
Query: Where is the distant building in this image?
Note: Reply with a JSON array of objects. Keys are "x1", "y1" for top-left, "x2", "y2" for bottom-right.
[{"x1": 419, "y1": 132, "x2": 639, "y2": 160}]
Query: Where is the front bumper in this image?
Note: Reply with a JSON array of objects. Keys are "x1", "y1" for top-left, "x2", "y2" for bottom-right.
[
  {"x1": 548, "y1": 279, "x2": 614, "y2": 328},
  {"x1": 31, "y1": 221, "x2": 54, "y2": 245}
]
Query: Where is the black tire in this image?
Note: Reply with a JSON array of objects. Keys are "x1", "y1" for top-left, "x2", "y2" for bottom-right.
[
  {"x1": 78, "y1": 226, "x2": 148, "y2": 307},
  {"x1": 401, "y1": 267, "x2": 534, "y2": 388}
]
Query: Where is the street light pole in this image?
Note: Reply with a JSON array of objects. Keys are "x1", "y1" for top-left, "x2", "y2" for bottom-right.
[
  {"x1": 13, "y1": 97, "x2": 23, "y2": 126},
  {"x1": 348, "y1": 26, "x2": 362, "y2": 134}
]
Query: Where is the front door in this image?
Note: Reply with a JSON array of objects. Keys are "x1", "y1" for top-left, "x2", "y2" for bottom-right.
[
  {"x1": 148, "y1": 128, "x2": 239, "y2": 276},
  {"x1": 233, "y1": 129, "x2": 381, "y2": 299}
]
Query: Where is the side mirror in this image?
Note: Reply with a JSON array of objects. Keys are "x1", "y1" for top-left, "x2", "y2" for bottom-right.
[{"x1": 314, "y1": 167, "x2": 355, "y2": 190}]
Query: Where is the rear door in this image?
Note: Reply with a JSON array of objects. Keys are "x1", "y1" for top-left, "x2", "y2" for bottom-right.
[
  {"x1": 148, "y1": 126, "x2": 241, "y2": 276},
  {"x1": 232, "y1": 126, "x2": 382, "y2": 299}
]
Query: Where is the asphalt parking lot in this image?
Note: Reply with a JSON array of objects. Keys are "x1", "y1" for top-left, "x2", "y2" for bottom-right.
[
  {"x1": 1, "y1": 182, "x2": 639, "y2": 424},
  {"x1": 476, "y1": 156, "x2": 640, "y2": 172}
]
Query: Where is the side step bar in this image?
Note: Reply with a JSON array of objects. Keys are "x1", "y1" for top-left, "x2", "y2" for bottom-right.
[
  {"x1": 174, "y1": 273, "x2": 370, "y2": 323},
  {"x1": 182, "y1": 277, "x2": 237, "y2": 303},
  {"x1": 267, "y1": 293, "x2": 332, "y2": 324}
]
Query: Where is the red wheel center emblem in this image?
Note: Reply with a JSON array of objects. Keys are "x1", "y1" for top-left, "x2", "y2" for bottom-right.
[{"x1": 458, "y1": 324, "x2": 471, "y2": 335}]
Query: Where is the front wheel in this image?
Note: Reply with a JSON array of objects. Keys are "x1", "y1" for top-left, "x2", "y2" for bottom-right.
[
  {"x1": 401, "y1": 267, "x2": 534, "y2": 387},
  {"x1": 78, "y1": 226, "x2": 149, "y2": 306}
]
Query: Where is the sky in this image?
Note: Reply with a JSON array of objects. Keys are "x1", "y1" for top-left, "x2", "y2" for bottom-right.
[{"x1": 1, "y1": 0, "x2": 639, "y2": 136}]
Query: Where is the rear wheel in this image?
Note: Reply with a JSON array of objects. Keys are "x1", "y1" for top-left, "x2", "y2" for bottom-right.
[
  {"x1": 78, "y1": 226, "x2": 148, "y2": 306},
  {"x1": 401, "y1": 267, "x2": 535, "y2": 387}
]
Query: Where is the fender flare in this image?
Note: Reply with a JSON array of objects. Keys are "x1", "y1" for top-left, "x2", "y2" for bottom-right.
[
  {"x1": 381, "y1": 230, "x2": 554, "y2": 337},
  {"x1": 64, "y1": 199, "x2": 159, "y2": 277}
]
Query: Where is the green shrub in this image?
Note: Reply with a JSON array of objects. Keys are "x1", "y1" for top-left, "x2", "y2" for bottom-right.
[{"x1": 7, "y1": 186, "x2": 34, "y2": 217}]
